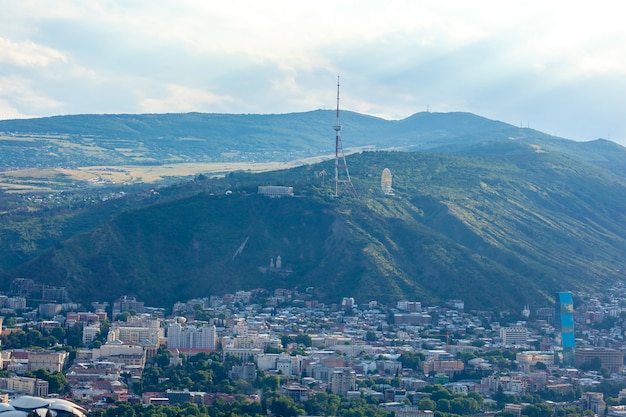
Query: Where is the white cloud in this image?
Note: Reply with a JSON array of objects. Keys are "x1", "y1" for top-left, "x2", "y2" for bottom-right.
[
  {"x1": 0, "y1": 1, "x2": 625, "y2": 142},
  {"x1": 140, "y1": 84, "x2": 234, "y2": 114},
  {"x1": 0, "y1": 37, "x2": 67, "y2": 67},
  {"x1": 0, "y1": 76, "x2": 63, "y2": 117}
]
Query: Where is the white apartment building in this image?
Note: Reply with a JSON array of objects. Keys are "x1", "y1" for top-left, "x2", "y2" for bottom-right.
[
  {"x1": 82, "y1": 323, "x2": 101, "y2": 346},
  {"x1": 108, "y1": 318, "x2": 162, "y2": 345},
  {"x1": 330, "y1": 368, "x2": 356, "y2": 396},
  {"x1": 167, "y1": 323, "x2": 217, "y2": 351},
  {"x1": 500, "y1": 326, "x2": 529, "y2": 345}
]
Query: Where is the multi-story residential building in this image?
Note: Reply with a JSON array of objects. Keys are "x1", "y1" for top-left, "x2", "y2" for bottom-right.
[
  {"x1": 329, "y1": 368, "x2": 356, "y2": 396},
  {"x1": 376, "y1": 360, "x2": 402, "y2": 375},
  {"x1": 575, "y1": 348, "x2": 624, "y2": 373},
  {"x1": 28, "y1": 350, "x2": 69, "y2": 373},
  {"x1": 108, "y1": 317, "x2": 162, "y2": 345},
  {"x1": 393, "y1": 313, "x2": 432, "y2": 325},
  {"x1": 483, "y1": 375, "x2": 526, "y2": 395},
  {"x1": 93, "y1": 342, "x2": 147, "y2": 369},
  {"x1": 582, "y1": 392, "x2": 606, "y2": 417},
  {"x1": 233, "y1": 320, "x2": 249, "y2": 336},
  {"x1": 516, "y1": 351, "x2": 555, "y2": 367},
  {"x1": 167, "y1": 323, "x2": 217, "y2": 351},
  {"x1": 112, "y1": 296, "x2": 145, "y2": 317},
  {"x1": 82, "y1": 323, "x2": 101, "y2": 346},
  {"x1": 422, "y1": 360, "x2": 464, "y2": 375},
  {"x1": 222, "y1": 347, "x2": 263, "y2": 362},
  {"x1": 396, "y1": 301, "x2": 422, "y2": 312},
  {"x1": 281, "y1": 384, "x2": 309, "y2": 402},
  {"x1": 229, "y1": 363, "x2": 257, "y2": 382},
  {"x1": 276, "y1": 357, "x2": 293, "y2": 375},
  {"x1": 395, "y1": 406, "x2": 435, "y2": 417},
  {"x1": 5, "y1": 296, "x2": 26, "y2": 310},
  {"x1": 66, "y1": 312, "x2": 101, "y2": 327},
  {"x1": 0, "y1": 376, "x2": 48, "y2": 397},
  {"x1": 500, "y1": 326, "x2": 529, "y2": 345}
]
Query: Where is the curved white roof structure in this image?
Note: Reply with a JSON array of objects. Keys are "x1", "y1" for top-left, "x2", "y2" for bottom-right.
[{"x1": 6, "y1": 396, "x2": 86, "y2": 417}]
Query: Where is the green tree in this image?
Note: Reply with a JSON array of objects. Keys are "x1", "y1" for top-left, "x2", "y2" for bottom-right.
[
  {"x1": 294, "y1": 334, "x2": 312, "y2": 347},
  {"x1": 26, "y1": 369, "x2": 68, "y2": 394},
  {"x1": 523, "y1": 403, "x2": 555, "y2": 417},
  {"x1": 418, "y1": 397, "x2": 436, "y2": 411},
  {"x1": 260, "y1": 375, "x2": 280, "y2": 392},
  {"x1": 467, "y1": 391, "x2": 484, "y2": 408},
  {"x1": 430, "y1": 386, "x2": 453, "y2": 402},
  {"x1": 365, "y1": 331, "x2": 378, "y2": 342},
  {"x1": 436, "y1": 399, "x2": 451, "y2": 413},
  {"x1": 66, "y1": 323, "x2": 83, "y2": 348},
  {"x1": 106, "y1": 402, "x2": 135, "y2": 417},
  {"x1": 451, "y1": 397, "x2": 480, "y2": 415},
  {"x1": 269, "y1": 394, "x2": 304, "y2": 417},
  {"x1": 399, "y1": 351, "x2": 425, "y2": 370}
]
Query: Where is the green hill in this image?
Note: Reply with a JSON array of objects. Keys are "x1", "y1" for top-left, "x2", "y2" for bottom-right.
[
  {"x1": 3, "y1": 147, "x2": 626, "y2": 310},
  {"x1": 1, "y1": 110, "x2": 620, "y2": 171}
]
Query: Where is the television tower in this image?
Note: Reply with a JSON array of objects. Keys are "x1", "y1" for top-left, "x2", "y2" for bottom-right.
[{"x1": 333, "y1": 76, "x2": 356, "y2": 197}]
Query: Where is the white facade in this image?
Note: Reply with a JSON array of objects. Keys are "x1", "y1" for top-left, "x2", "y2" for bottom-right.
[
  {"x1": 330, "y1": 368, "x2": 356, "y2": 396},
  {"x1": 167, "y1": 323, "x2": 217, "y2": 350},
  {"x1": 83, "y1": 323, "x2": 101, "y2": 345},
  {"x1": 276, "y1": 357, "x2": 292, "y2": 375},
  {"x1": 108, "y1": 321, "x2": 162, "y2": 345},
  {"x1": 500, "y1": 326, "x2": 528, "y2": 345},
  {"x1": 258, "y1": 186, "x2": 294, "y2": 197}
]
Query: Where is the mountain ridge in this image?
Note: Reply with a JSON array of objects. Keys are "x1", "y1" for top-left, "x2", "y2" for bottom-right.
[
  {"x1": 1, "y1": 110, "x2": 621, "y2": 169},
  {"x1": 2, "y1": 149, "x2": 625, "y2": 310},
  {"x1": 1, "y1": 111, "x2": 626, "y2": 310}
]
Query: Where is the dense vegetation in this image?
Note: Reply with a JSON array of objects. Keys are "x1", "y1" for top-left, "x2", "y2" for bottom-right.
[
  {"x1": 1, "y1": 112, "x2": 626, "y2": 310},
  {"x1": 1, "y1": 147, "x2": 626, "y2": 310}
]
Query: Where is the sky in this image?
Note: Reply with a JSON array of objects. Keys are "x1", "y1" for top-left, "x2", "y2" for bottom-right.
[{"x1": 1, "y1": 1, "x2": 626, "y2": 144}]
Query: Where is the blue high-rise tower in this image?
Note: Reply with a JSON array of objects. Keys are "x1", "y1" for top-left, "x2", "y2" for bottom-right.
[{"x1": 555, "y1": 291, "x2": 575, "y2": 366}]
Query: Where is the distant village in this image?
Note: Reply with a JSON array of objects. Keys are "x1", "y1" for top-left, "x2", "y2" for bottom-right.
[{"x1": 1, "y1": 277, "x2": 626, "y2": 417}]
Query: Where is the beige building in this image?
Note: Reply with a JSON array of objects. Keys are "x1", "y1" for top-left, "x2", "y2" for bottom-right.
[
  {"x1": 575, "y1": 348, "x2": 624, "y2": 373},
  {"x1": 422, "y1": 360, "x2": 464, "y2": 375},
  {"x1": 108, "y1": 321, "x2": 162, "y2": 345},
  {"x1": 582, "y1": 392, "x2": 606, "y2": 417},
  {"x1": 28, "y1": 350, "x2": 69, "y2": 373},
  {"x1": 396, "y1": 407, "x2": 435, "y2": 417},
  {"x1": 93, "y1": 342, "x2": 146, "y2": 368},
  {"x1": 0, "y1": 376, "x2": 48, "y2": 397},
  {"x1": 222, "y1": 347, "x2": 263, "y2": 362},
  {"x1": 517, "y1": 351, "x2": 555, "y2": 367},
  {"x1": 330, "y1": 368, "x2": 356, "y2": 396}
]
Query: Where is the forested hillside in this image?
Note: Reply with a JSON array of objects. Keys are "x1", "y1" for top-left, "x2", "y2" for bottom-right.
[{"x1": 3, "y1": 148, "x2": 625, "y2": 310}]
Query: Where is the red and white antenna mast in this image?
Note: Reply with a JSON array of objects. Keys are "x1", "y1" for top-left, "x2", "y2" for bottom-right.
[{"x1": 333, "y1": 75, "x2": 356, "y2": 197}]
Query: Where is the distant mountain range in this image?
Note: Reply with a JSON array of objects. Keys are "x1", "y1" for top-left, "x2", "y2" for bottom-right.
[
  {"x1": 1, "y1": 110, "x2": 621, "y2": 169},
  {"x1": 1, "y1": 111, "x2": 625, "y2": 311}
]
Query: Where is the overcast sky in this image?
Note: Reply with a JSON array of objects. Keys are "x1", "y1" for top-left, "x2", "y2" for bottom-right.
[{"x1": 1, "y1": 1, "x2": 625, "y2": 144}]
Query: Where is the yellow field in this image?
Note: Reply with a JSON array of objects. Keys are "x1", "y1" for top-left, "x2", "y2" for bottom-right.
[{"x1": 0, "y1": 156, "x2": 334, "y2": 193}]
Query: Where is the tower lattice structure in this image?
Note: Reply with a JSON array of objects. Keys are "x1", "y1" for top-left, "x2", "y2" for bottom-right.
[{"x1": 333, "y1": 76, "x2": 356, "y2": 197}]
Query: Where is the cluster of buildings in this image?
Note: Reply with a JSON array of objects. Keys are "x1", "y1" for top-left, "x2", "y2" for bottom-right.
[{"x1": 0, "y1": 284, "x2": 626, "y2": 415}]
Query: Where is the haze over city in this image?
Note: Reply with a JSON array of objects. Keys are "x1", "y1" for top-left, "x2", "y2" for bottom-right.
[{"x1": 1, "y1": 1, "x2": 625, "y2": 144}]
